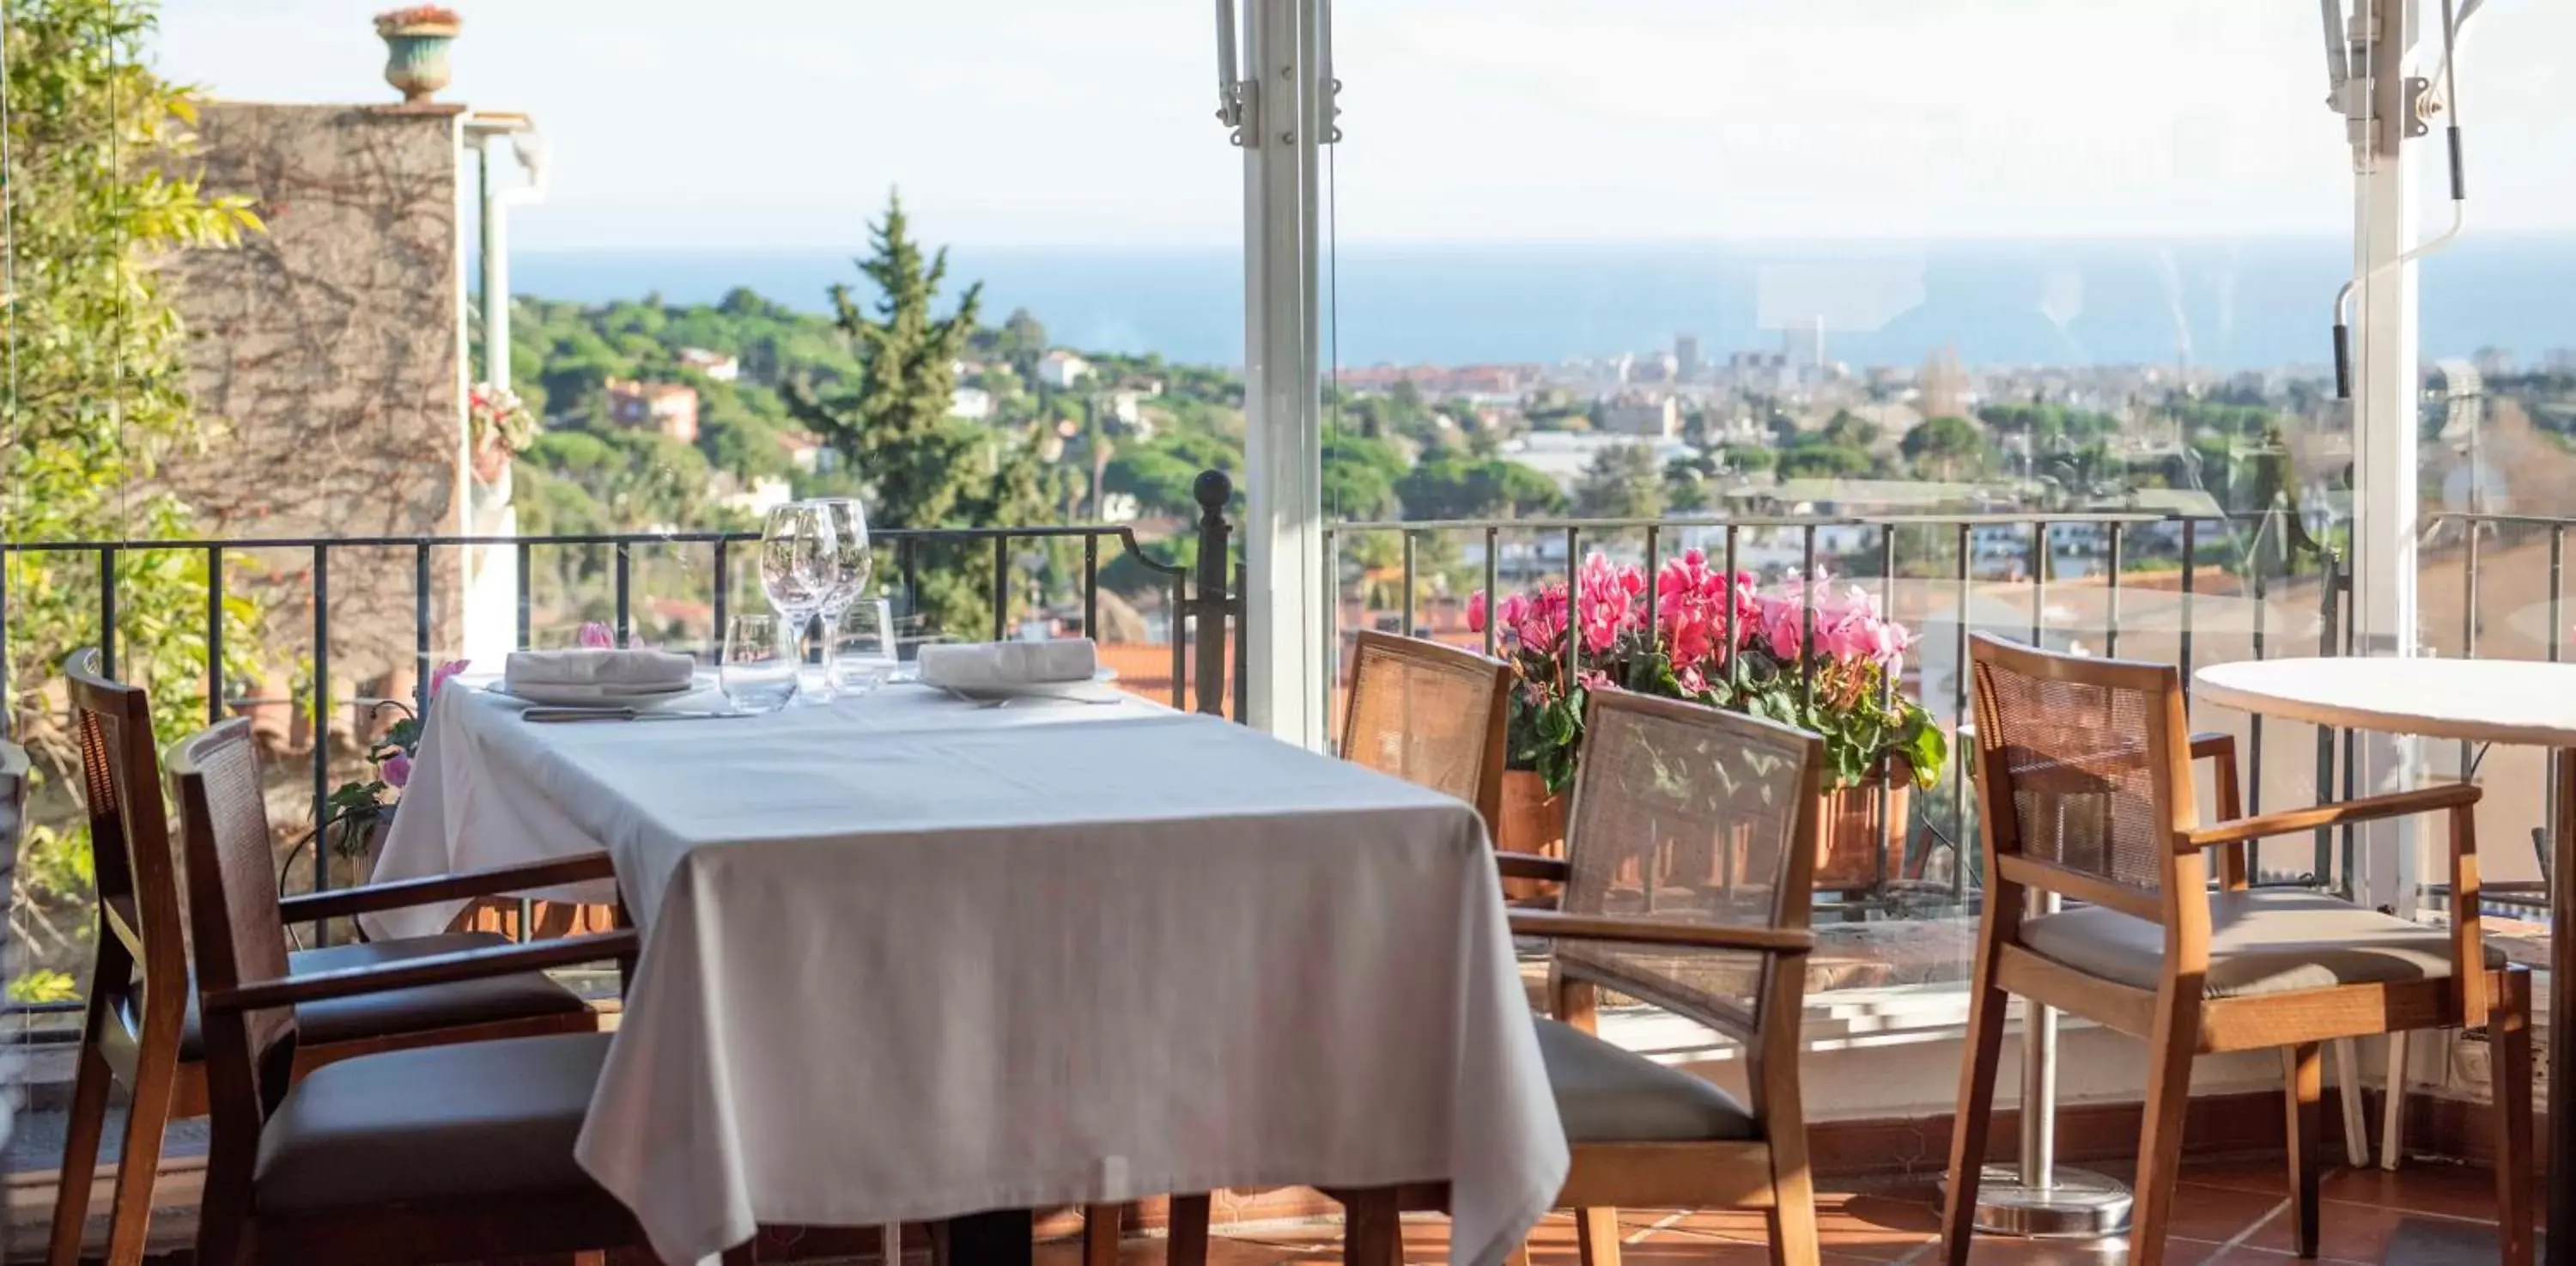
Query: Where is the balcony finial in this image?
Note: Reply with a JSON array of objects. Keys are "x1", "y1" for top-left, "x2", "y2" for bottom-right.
[{"x1": 1194, "y1": 469, "x2": 1233, "y2": 520}]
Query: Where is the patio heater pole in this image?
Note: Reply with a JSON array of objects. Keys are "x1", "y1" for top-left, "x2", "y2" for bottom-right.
[{"x1": 1962, "y1": 890, "x2": 2133, "y2": 1237}]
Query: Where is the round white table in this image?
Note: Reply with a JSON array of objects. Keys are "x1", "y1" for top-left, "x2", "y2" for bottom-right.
[{"x1": 2197, "y1": 656, "x2": 2576, "y2": 1266}]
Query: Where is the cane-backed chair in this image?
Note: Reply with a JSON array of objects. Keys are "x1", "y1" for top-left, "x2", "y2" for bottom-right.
[
  {"x1": 1170, "y1": 690, "x2": 1830, "y2": 1266},
  {"x1": 171, "y1": 718, "x2": 655, "y2": 1265},
  {"x1": 1340, "y1": 630, "x2": 1514, "y2": 831},
  {"x1": 48, "y1": 651, "x2": 616, "y2": 1266},
  {"x1": 1941, "y1": 636, "x2": 2533, "y2": 1266}
]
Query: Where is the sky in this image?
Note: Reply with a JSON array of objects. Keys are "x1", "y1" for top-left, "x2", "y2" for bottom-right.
[{"x1": 151, "y1": 0, "x2": 2576, "y2": 252}]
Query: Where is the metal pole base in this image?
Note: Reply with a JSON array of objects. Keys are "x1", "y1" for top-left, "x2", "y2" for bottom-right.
[{"x1": 1943, "y1": 1165, "x2": 2134, "y2": 1238}]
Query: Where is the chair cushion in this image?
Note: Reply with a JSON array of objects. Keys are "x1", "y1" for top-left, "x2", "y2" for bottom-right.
[
  {"x1": 1534, "y1": 1017, "x2": 1757, "y2": 1143},
  {"x1": 254, "y1": 1031, "x2": 611, "y2": 1214},
  {"x1": 149, "y1": 933, "x2": 594, "y2": 1062},
  {"x1": 2021, "y1": 888, "x2": 2506, "y2": 999}
]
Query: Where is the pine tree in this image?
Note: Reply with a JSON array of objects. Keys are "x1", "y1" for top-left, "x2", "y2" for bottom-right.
[{"x1": 787, "y1": 192, "x2": 1048, "y2": 636}]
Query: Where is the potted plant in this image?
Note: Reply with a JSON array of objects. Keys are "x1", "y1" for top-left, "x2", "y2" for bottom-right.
[
  {"x1": 1471, "y1": 551, "x2": 1948, "y2": 892},
  {"x1": 374, "y1": 6, "x2": 463, "y2": 104},
  {"x1": 466, "y1": 381, "x2": 535, "y2": 484}
]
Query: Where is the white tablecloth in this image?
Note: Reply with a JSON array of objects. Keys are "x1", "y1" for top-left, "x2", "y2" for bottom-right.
[{"x1": 370, "y1": 683, "x2": 1565, "y2": 1266}]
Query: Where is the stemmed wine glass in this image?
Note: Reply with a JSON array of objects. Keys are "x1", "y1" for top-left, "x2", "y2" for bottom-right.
[
  {"x1": 808, "y1": 497, "x2": 873, "y2": 631},
  {"x1": 758, "y1": 502, "x2": 831, "y2": 697}
]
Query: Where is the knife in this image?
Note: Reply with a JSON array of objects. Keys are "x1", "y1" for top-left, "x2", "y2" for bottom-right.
[{"x1": 523, "y1": 706, "x2": 756, "y2": 723}]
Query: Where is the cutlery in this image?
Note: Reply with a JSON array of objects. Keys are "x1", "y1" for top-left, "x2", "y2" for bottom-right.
[{"x1": 524, "y1": 706, "x2": 756, "y2": 723}]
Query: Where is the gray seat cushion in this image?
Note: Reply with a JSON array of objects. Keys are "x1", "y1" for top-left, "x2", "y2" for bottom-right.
[
  {"x1": 255, "y1": 1031, "x2": 611, "y2": 1213},
  {"x1": 144, "y1": 933, "x2": 595, "y2": 1062},
  {"x1": 1534, "y1": 1017, "x2": 1757, "y2": 1143},
  {"x1": 2021, "y1": 888, "x2": 2506, "y2": 999}
]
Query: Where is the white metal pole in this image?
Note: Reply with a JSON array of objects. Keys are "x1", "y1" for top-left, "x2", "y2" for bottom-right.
[
  {"x1": 478, "y1": 138, "x2": 509, "y2": 391},
  {"x1": 1239, "y1": 0, "x2": 1327, "y2": 746},
  {"x1": 2352, "y1": 0, "x2": 2422, "y2": 915}
]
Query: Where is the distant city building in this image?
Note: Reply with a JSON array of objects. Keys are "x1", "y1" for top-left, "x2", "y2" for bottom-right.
[
  {"x1": 1674, "y1": 333, "x2": 1703, "y2": 384},
  {"x1": 714, "y1": 472, "x2": 795, "y2": 518},
  {"x1": 1104, "y1": 389, "x2": 1156, "y2": 436},
  {"x1": 605, "y1": 379, "x2": 700, "y2": 443},
  {"x1": 2473, "y1": 346, "x2": 2516, "y2": 380},
  {"x1": 1785, "y1": 316, "x2": 1826, "y2": 374},
  {"x1": 677, "y1": 346, "x2": 740, "y2": 382},
  {"x1": 951, "y1": 386, "x2": 995, "y2": 421},
  {"x1": 2546, "y1": 349, "x2": 2576, "y2": 374},
  {"x1": 1631, "y1": 351, "x2": 1678, "y2": 385},
  {"x1": 1333, "y1": 363, "x2": 1537, "y2": 402},
  {"x1": 1598, "y1": 393, "x2": 1680, "y2": 439},
  {"x1": 1506, "y1": 431, "x2": 1697, "y2": 492},
  {"x1": 1920, "y1": 344, "x2": 1970, "y2": 421},
  {"x1": 1036, "y1": 350, "x2": 1094, "y2": 390},
  {"x1": 778, "y1": 429, "x2": 829, "y2": 474}
]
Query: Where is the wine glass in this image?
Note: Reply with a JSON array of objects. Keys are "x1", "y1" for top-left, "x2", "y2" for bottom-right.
[
  {"x1": 829, "y1": 597, "x2": 899, "y2": 696},
  {"x1": 759, "y1": 502, "x2": 832, "y2": 698},
  {"x1": 758, "y1": 502, "x2": 831, "y2": 620},
  {"x1": 720, "y1": 613, "x2": 799, "y2": 713},
  {"x1": 808, "y1": 496, "x2": 874, "y2": 635}
]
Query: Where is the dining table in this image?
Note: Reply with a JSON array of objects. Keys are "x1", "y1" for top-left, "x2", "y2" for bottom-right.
[
  {"x1": 2196, "y1": 655, "x2": 2576, "y2": 1266},
  {"x1": 367, "y1": 673, "x2": 1568, "y2": 1266}
]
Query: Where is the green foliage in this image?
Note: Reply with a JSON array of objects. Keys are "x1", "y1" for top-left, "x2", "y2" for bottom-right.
[
  {"x1": 1323, "y1": 430, "x2": 1406, "y2": 520},
  {"x1": 1573, "y1": 442, "x2": 1664, "y2": 520},
  {"x1": 786, "y1": 192, "x2": 1049, "y2": 635},
  {"x1": 1900, "y1": 414, "x2": 1994, "y2": 479},
  {"x1": 1396, "y1": 454, "x2": 1565, "y2": 520},
  {"x1": 3, "y1": 0, "x2": 268, "y2": 987}
]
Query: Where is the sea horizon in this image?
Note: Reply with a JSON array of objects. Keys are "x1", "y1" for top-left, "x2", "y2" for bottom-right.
[{"x1": 501, "y1": 236, "x2": 2576, "y2": 375}]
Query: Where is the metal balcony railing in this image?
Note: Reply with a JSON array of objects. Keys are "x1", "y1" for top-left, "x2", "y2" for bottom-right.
[{"x1": 12, "y1": 474, "x2": 2565, "y2": 1016}]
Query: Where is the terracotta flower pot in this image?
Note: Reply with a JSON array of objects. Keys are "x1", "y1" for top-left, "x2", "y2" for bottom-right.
[
  {"x1": 1814, "y1": 758, "x2": 1913, "y2": 894},
  {"x1": 1494, "y1": 769, "x2": 1568, "y2": 899}
]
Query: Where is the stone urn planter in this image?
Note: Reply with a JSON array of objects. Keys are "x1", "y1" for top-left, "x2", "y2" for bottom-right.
[{"x1": 375, "y1": 7, "x2": 462, "y2": 104}]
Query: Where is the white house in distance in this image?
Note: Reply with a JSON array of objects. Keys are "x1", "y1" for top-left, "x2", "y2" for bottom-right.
[
  {"x1": 1036, "y1": 350, "x2": 1093, "y2": 390},
  {"x1": 951, "y1": 386, "x2": 996, "y2": 421},
  {"x1": 1598, "y1": 393, "x2": 1680, "y2": 439},
  {"x1": 677, "y1": 346, "x2": 740, "y2": 382}
]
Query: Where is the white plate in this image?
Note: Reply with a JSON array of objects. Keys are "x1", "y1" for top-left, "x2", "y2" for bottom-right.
[
  {"x1": 486, "y1": 679, "x2": 702, "y2": 709},
  {"x1": 932, "y1": 669, "x2": 1124, "y2": 703}
]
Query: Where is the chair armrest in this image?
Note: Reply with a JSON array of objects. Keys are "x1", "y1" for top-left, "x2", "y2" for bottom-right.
[
  {"x1": 2179, "y1": 782, "x2": 2479, "y2": 850},
  {"x1": 1506, "y1": 910, "x2": 1813, "y2": 954},
  {"x1": 204, "y1": 929, "x2": 638, "y2": 1014},
  {"x1": 275, "y1": 852, "x2": 617, "y2": 923},
  {"x1": 2190, "y1": 732, "x2": 2236, "y2": 763},
  {"x1": 1492, "y1": 851, "x2": 1569, "y2": 883}
]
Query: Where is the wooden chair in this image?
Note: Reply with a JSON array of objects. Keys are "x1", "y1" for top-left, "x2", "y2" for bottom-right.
[
  {"x1": 1080, "y1": 630, "x2": 1519, "y2": 1266},
  {"x1": 1941, "y1": 635, "x2": 2533, "y2": 1266},
  {"x1": 48, "y1": 650, "x2": 618, "y2": 1266},
  {"x1": 1171, "y1": 690, "x2": 1830, "y2": 1266},
  {"x1": 1339, "y1": 630, "x2": 1513, "y2": 831},
  {"x1": 168, "y1": 717, "x2": 658, "y2": 1265}
]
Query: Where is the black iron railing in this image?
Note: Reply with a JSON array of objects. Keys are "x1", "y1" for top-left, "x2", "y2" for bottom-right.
[
  {"x1": 0, "y1": 472, "x2": 1246, "y2": 968},
  {"x1": 1324, "y1": 508, "x2": 2357, "y2": 908}
]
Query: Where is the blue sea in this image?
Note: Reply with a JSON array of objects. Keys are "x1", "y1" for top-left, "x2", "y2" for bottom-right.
[{"x1": 505, "y1": 237, "x2": 2576, "y2": 374}]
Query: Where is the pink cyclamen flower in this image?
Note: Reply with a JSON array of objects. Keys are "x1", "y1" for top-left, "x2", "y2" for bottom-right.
[
  {"x1": 427, "y1": 658, "x2": 471, "y2": 699},
  {"x1": 577, "y1": 621, "x2": 616, "y2": 649},
  {"x1": 1467, "y1": 590, "x2": 1489, "y2": 634},
  {"x1": 381, "y1": 752, "x2": 413, "y2": 790}
]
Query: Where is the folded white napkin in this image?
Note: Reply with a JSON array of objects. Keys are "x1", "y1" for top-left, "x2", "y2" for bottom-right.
[
  {"x1": 503, "y1": 648, "x2": 696, "y2": 697},
  {"x1": 916, "y1": 638, "x2": 1098, "y2": 690}
]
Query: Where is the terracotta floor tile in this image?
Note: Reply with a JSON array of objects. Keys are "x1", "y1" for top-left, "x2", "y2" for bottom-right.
[
  {"x1": 1949, "y1": 1233, "x2": 2217, "y2": 1264},
  {"x1": 2236, "y1": 1198, "x2": 2412, "y2": 1261},
  {"x1": 2318, "y1": 1162, "x2": 2535, "y2": 1224},
  {"x1": 1625, "y1": 1191, "x2": 1941, "y2": 1261},
  {"x1": 2172, "y1": 1159, "x2": 2293, "y2": 1196}
]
